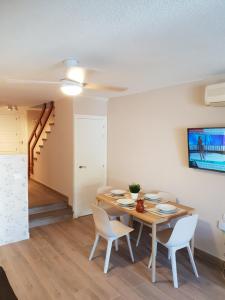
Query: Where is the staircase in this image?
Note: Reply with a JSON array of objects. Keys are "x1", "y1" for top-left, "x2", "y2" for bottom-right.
[
  {"x1": 28, "y1": 102, "x2": 73, "y2": 228},
  {"x1": 28, "y1": 101, "x2": 55, "y2": 176},
  {"x1": 29, "y1": 201, "x2": 73, "y2": 229}
]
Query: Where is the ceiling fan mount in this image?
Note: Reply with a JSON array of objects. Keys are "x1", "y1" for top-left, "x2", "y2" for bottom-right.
[{"x1": 63, "y1": 58, "x2": 79, "y2": 69}]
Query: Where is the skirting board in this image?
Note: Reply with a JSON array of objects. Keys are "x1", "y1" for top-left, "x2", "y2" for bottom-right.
[{"x1": 194, "y1": 248, "x2": 225, "y2": 277}]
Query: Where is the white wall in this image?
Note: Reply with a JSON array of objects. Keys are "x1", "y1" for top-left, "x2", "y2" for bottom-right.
[
  {"x1": 27, "y1": 109, "x2": 41, "y2": 137},
  {"x1": 32, "y1": 99, "x2": 74, "y2": 205},
  {"x1": 74, "y1": 96, "x2": 108, "y2": 115},
  {"x1": 0, "y1": 154, "x2": 29, "y2": 245},
  {"x1": 107, "y1": 83, "x2": 225, "y2": 260}
]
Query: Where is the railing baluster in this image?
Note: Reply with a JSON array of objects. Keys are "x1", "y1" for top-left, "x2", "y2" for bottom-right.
[{"x1": 28, "y1": 102, "x2": 54, "y2": 177}]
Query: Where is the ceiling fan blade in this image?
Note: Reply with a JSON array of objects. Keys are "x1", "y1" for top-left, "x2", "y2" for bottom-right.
[
  {"x1": 84, "y1": 83, "x2": 127, "y2": 92},
  {"x1": 6, "y1": 79, "x2": 60, "y2": 85}
]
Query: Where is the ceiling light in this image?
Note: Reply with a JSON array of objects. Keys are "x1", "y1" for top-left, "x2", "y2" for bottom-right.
[
  {"x1": 60, "y1": 84, "x2": 82, "y2": 96},
  {"x1": 67, "y1": 67, "x2": 85, "y2": 83}
]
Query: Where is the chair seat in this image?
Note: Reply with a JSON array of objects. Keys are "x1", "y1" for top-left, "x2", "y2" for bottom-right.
[
  {"x1": 105, "y1": 206, "x2": 127, "y2": 217},
  {"x1": 136, "y1": 218, "x2": 170, "y2": 230},
  {"x1": 110, "y1": 220, "x2": 134, "y2": 238},
  {"x1": 150, "y1": 228, "x2": 173, "y2": 244}
]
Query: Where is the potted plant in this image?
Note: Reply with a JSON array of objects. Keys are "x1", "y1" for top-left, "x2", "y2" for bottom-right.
[{"x1": 129, "y1": 183, "x2": 141, "y2": 200}]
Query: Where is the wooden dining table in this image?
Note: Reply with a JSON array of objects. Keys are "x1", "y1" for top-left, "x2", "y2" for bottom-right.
[{"x1": 96, "y1": 193, "x2": 195, "y2": 283}]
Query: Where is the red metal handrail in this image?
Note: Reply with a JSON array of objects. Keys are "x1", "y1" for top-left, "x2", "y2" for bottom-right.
[
  {"x1": 28, "y1": 104, "x2": 46, "y2": 175},
  {"x1": 28, "y1": 101, "x2": 54, "y2": 176}
]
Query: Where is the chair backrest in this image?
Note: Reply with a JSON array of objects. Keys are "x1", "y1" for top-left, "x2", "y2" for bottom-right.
[
  {"x1": 92, "y1": 205, "x2": 115, "y2": 238},
  {"x1": 158, "y1": 191, "x2": 177, "y2": 203},
  {"x1": 166, "y1": 214, "x2": 198, "y2": 247},
  {"x1": 97, "y1": 186, "x2": 113, "y2": 195}
]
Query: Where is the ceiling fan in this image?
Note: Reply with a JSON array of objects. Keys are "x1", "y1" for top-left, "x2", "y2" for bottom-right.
[{"x1": 6, "y1": 58, "x2": 127, "y2": 96}]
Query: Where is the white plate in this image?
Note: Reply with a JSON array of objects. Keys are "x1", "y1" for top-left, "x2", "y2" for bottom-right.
[
  {"x1": 117, "y1": 198, "x2": 135, "y2": 206},
  {"x1": 155, "y1": 204, "x2": 177, "y2": 212},
  {"x1": 144, "y1": 193, "x2": 160, "y2": 200},
  {"x1": 111, "y1": 189, "x2": 126, "y2": 195},
  {"x1": 159, "y1": 209, "x2": 177, "y2": 214}
]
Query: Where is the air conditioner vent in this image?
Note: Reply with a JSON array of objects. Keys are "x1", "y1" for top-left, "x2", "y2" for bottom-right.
[{"x1": 205, "y1": 82, "x2": 225, "y2": 106}]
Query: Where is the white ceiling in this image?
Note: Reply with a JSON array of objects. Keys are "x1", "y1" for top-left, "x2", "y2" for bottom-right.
[{"x1": 1, "y1": 0, "x2": 225, "y2": 105}]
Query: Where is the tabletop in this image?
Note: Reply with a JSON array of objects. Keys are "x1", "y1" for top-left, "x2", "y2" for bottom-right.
[{"x1": 96, "y1": 193, "x2": 195, "y2": 225}]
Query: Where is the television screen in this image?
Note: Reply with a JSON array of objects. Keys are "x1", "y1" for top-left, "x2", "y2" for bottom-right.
[{"x1": 188, "y1": 127, "x2": 225, "y2": 173}]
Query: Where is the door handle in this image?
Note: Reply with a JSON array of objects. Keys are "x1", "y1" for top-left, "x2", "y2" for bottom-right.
[{"x1": 79, "y1": 165, "x2": 87, "y2": 169}]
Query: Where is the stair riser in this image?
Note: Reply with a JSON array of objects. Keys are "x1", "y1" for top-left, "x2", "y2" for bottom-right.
[
  {"x1": 29, "y1": 214, "x2": 73, "y2": 229},
  {"x1": 29, "y1": 202, "x2": 68, "y2": 215}
]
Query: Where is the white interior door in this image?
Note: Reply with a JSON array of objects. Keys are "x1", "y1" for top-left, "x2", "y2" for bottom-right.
[{"x1": 74, "y1": 115, "x2": 107, "y2": 217}]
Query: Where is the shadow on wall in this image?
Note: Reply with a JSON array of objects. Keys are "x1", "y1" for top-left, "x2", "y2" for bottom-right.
[
  {"x1": 174, "y1": 127, "x2": 189, "y2": 168},
  {"x1": 190, "y1": 85, "x2": 205, "y2": 106},
  {"x1": 196, "y1": 218, "x2": 218, "y2": 254},
  {"x1": 107, "y1": 179, "x2": 129, "y2": 191}
]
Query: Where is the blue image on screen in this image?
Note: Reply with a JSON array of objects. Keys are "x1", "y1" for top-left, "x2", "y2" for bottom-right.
[{"x1": 188, "y1": 128, "x2": 225, "y2": 172}]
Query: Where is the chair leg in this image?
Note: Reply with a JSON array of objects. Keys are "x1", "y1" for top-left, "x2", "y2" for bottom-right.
[
  {"x1": 148, "y1": 241, "x2": 157, "y2": 269},
  {"x1": 120, "y1": 214, "x2": 130, "y2": 226},
  {"x1": 168, "y1": 248, "x2": 171, "y2": 260},
  {"x1": 171, "y1": 249, "x2": 178, "y2": 288},
  {"x1": 187, "y1": 244, "x2": 199, "y2": 278},
  {"x1": 126, "y1": 234, "x2": 134, "y2": 263},
  {"x1": 104, "y1": 239, "x2": 113, "y2": 273},
  {"x1": 115, "y1": 239, "x2": 119, "y2": 251},
  {"x1": 136, "y1": 222, "x2": 144, "y2": 247},
  {"x1": 89, "y1": 234, "x2": 100, "y2": 261}
]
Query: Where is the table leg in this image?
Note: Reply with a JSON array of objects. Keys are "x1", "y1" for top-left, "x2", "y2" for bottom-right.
[
  {"x1": 190, "y1": 212, "x2": 195, "y2": 255},
  {"x1": 130, "y1": 215, "x2": 134, "y2": 227},
  {"x1": 151, "y1": 222, "x2": 157, "y2": 283}
]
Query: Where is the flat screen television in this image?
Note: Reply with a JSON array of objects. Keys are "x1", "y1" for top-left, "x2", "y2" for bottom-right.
[{"x1": 187, "y1": 127, "x2": 225, "y2": 173}]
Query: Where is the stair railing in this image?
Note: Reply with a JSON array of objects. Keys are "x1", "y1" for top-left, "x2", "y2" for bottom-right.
[{"x1": 28, "y1": 101, "x2": 54, "y2": 176}]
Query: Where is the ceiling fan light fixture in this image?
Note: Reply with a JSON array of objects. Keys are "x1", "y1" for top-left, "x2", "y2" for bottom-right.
[{"x1": 60, "y1": 84, "x2": 82, "y2": 96}]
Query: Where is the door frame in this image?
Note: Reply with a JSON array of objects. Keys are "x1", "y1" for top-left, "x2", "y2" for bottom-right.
[{"x1": 73, "y1": 114, "x2": 107, "y2": 218}]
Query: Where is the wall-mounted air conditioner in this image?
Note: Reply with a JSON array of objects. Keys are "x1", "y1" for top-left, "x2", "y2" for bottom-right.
[{"x1": 205, "y1": 82, "x2": 225, "y2": 106}]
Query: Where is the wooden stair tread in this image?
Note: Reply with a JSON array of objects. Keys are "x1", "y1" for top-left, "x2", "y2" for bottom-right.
[
  {"x1": 36, "y1": 151, "x2": 40, "y2": 154},
  {"x1": 42, "y1": 138, "x2": 47, "y2": 141},
  {"x1": 49, "y1": 123, "x2": 54, "y2": 126},
  {"x1": 29, "y1": 207, "x2": 72, "y2": 220},
  {"x1": 45, "y1": 131, "x2": 51, "y2": 133},
  {"x1": 29, "y1": 207, "x2": 73, "y2": 228},
  {"x1": 29, "y1": 201, "x2": 68, "y2": 215},
  {"x1": 39, "y1": 145, "x2": 43, "y2": 148},
  {"x1": 33, "y1": 157, "x2": 37, "y2": 161}
]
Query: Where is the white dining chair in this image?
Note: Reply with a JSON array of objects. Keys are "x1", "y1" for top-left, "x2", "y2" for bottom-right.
[
  {"x1": 97, "y1": 186, "x2": 129, "y2": 225},
  {"x1": 148, "y1": 214, "x2": 199, "y2": 288},
  {"x1": 136, "y1": 191, "x2": 177, "y2": 247},
  {"x1": 89, "y1": 205, "x2": 134, "y2": 273}
]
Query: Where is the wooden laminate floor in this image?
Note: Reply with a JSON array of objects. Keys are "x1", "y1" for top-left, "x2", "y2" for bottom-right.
[
  {"x1": 29, "y1": 180, "x2": 68, "y2": 208},
  {"x1": 0, "y1": 216, "x2": 224, "y2": 300}
]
